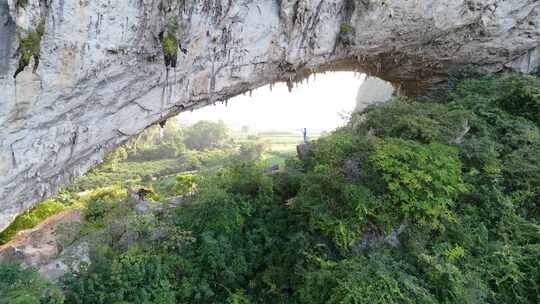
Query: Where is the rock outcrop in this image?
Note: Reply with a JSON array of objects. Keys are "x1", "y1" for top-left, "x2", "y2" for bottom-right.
[
  {"x1": 355, "y1": 77, "x2": 395, "y2": 112},
  {"x1": 0, "y1": 209, "x2": 86, "y2": 281},
  {"x1": 0, "y1": 0, "x2": 539, "y2": 231}
]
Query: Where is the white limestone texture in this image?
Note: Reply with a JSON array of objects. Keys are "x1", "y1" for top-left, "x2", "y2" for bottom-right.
[{"x1": 355, "y1": 77, "x2": 395, "y2": 112}]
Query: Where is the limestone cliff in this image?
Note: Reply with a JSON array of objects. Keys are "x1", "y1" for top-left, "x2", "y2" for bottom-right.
[
  {"x1": 0, "y1": 0, "x2": 539, "y2": 231},
  {"x1": 355, "y1": 77, "x2": 394, "y2": 112}
]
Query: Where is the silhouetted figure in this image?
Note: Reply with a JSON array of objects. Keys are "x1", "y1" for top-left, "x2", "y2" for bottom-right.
[
  {"x1": 136, "y1": 188, "x2": 153, "y2": 201},
  {"x1": 302, "y1": 128, "x2": 308, "y2": 143}
]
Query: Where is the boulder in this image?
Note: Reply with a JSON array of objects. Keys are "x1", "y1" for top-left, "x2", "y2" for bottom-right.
[{"x1": 296, "y1": 143, "x2": 312, "y2": 160}]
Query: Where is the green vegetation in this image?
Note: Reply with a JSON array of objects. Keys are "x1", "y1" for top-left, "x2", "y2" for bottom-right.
[
  {"x1": 340, "y1": 23, "x2": 353, "y2": 34},
  {"x1": 369, "y1": 139, "x2": 467, "y2": 230},
  {"x1": 162, "y1": 17, "x2": 179, "y2": 67},
  {"x1": 15, "y1": 20, "x2": 45, "y2": 77},
  {"x1": 0, "y1": 201, "x2": 65, "y2": 245},
  {"x1": 170, "y1": 173, "x2": 197, "y2": 196},
  {"x1": 2, "y1": 72, "x2": 539, "y2": 303},
  {"x1": 16, "y1": 0, "x2": 28, "y2": 9},
  {"x1": 0, "y1": 264, "x2": 63, "y2": 304},
  {"x1": 0, "y1": 119, "x2": 259, "y2": 245},
  {"x1": 65, "y1": 120, "x2": 233, "y2": 194},
  {"x1": 183, "y1": 120, "x2": 232, "y2": 151},
  {"x1": 162, "y1": 34, "x2": 178, "y2": 67},
  {"x1": 82, "y1": 186, "x2": 127, "y2": 223},
  {"x1": 237, "y1": 140, "x2": 269, "y2": 162}
]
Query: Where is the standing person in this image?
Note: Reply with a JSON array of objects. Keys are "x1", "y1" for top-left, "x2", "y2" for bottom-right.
[{"x1": 302, "y1": 128, "x2": 308, "y2": 143}]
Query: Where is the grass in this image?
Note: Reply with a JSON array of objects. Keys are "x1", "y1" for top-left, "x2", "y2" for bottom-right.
[
  {"x1": 269, "y1": 143, "x2": 298, "y2": 153},
  {"x1": 263, "y1": 151, "x2": 295, "y2": 167},
  {"x1": 68, "y1": 158, "x2": 196, "y2": 192},
  {"x1": 0, "y1": 200, "x2": 66, "y2": 245},
  {"x1": 235, "y1": 133, "x2": 319, "y2": 154}
]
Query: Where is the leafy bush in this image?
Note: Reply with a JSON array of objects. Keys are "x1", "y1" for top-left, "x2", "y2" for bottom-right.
[
  {"x1": 293, "y1": 163, "x2": 378, "y2": 252},
  {"x1": 0, "y1": 264, "x2": 64, "y2": 304},
  {"x1": 82, "y1": 186, "x2": 127, "y2": 223},
  {"x1": 369, "y1": 138, "x2": 467, "y2": 229},
  {"x1": 15, "y1": 20, "x2": 44, "y2": 77},
  {"x1": 356, "y1": 99, "x2": 470, "y2": 144},
  {"x1": 171, "y1": 173, "x2": 196, "y2": 196},
  {"x1": 62, "y1": 247, "x2": 176, "y2": 304},
  {"x1": 197, "y1": 148, "x2": 235, "y2": 168},
  {"x1": 161, "y1": 16, "x2": 179, "y2": 68},
  {"x1": 68, "y1": 158, "x2": 195, "y2": 192},
  {"x1": 84, "y1": 199, "x2": 114, "y2": 223},
  {"x1": 162, "y1": 34, "x2": 178, "y2": 67},
  {"x1": 340, "y1": 23, "x2": 353, "y2": 34},
  {"x1": 127, "y1": 144, "x2": 183, "y2": 162},
  {"x1": 300, "y1": 253, "x2": 439, "y2": 304},
  {"x1": 496, "y1": 75, "x2": 540, "y2": 126}
]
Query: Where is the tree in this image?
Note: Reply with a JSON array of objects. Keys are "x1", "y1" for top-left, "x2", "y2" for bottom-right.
[
  {"x1": 237, "y1": 140, "x2": 268, "y2": 162},
  {"x1": 183, "y1": 120, "x2": 231, "y2": 150},
  {"x1": 102, "y1": 147, "x2": 128, "y2": 171}
]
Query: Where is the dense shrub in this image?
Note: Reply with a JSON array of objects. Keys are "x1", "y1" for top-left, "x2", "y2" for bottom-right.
[
  {"x1": 15, "y1": 20, "x2": 44, "y2": 77},
  {"x1": 495, "y1": 75, "x2": 540, "y2": 126},
  {"x1": 356, "y1": 100, "x2": 470, "y2": 144},
  {"x1": 171, "y1": 173, "x2": 196, "y2": 196},
  {"x1": 63, "y1": 247, "x2": 176, "y2": 304},
  {"x1": 0, "y1": 264, "x2": 64, "y2": 304},
  {"x1": 82, "y1": 186, "x2": 127, "y2": 223},
  {"x1": 369, "y1": 138, "x2": 467, "y2": 229},
  {"x1": 51, "y1": 73, "x2": 540, "y2": 304},
  {"x1": 299, "y1": 253, "x2": 440, "y2": 304}
]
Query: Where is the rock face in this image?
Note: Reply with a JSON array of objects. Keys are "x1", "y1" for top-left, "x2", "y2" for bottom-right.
[
  {"x1": 0, "y1": 0, "x2": 539, "y2": 231},
  {"x1": 355, "y1": 77, "x2": 395, "y2": 112},
  {"x1": 0, "y1": 209, "x2": 87, "y2": 281}
]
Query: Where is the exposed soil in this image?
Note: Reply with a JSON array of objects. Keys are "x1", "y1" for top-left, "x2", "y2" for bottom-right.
[{"x1": 0, "y1": 209, "x2": 82, "y2": 280}]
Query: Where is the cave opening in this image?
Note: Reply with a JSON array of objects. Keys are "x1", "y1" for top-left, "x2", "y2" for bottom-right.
[
  {"x1": 2, "y1": 67, "x2": 540, "y2": 304},
  {"x1": 0, "y1": 72, "x2": 394, "y2": 245}
]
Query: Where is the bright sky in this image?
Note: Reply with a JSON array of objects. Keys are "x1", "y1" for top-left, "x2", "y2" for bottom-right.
[{"x1": 178, "y1": 72, "x2": 365, "y2": 133}]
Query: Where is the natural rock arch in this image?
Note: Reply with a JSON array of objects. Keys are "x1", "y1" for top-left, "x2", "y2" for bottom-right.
[{"x1": 0, "y1": 0, "x2": 539, "y2": 230}]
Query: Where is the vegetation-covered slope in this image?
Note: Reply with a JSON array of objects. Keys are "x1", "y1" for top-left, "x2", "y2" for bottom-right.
[{"x1": 1, "y1": 72, "x2": 539, "y2": 303}]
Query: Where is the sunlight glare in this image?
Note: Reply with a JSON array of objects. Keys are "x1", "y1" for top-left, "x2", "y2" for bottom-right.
[{"x1": 178, "y1": 72, "x2": 365, "y2": 133}]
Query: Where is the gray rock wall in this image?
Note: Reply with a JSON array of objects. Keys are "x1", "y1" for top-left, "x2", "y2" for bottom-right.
[
  {"x1": 0, "y1": 0, "x2": 15, "y2": 76},
  {"x1": 0, "y1": 0, "x2": 539, "y2": 231},
  {"x1": 355, "y1": 77, "x2": 395, "y2": 112}
]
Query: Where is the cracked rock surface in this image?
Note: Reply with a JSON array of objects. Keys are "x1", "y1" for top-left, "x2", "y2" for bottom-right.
[{"x1": 0, "y1": 0, "x2": 539, "y2": 231}]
